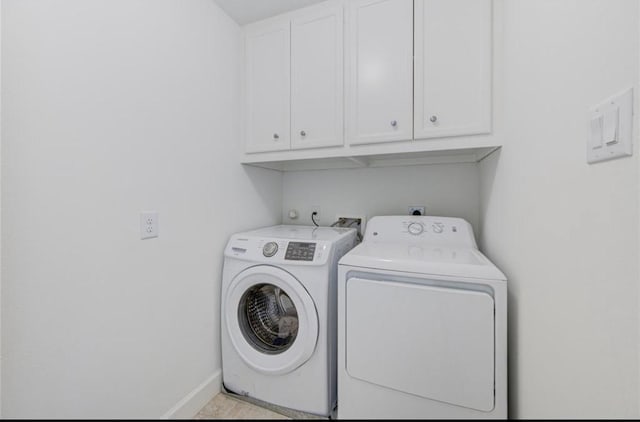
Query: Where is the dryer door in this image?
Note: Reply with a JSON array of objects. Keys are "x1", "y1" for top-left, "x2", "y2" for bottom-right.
[
  {"x1": 345, "y1": 277, "x2": 495, "y2": 412},
  {"x1": 225, "y1": 265, "x2": 319, "y2": 375}
]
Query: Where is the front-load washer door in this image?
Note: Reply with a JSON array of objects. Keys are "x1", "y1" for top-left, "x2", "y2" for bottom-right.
[{"x1": 226, "y1": 265, "x2": 319, "y2": 375}]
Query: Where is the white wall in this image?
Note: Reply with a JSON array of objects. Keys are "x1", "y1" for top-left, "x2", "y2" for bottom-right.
[
  {"x1": 0, "y1": 2, "x2": 3, "y2": 414},
  {"x1": 480, "y1": 0, "x2": 639, "y2": 418},
  {"x1": 282, "y1": 163, "x2": 481, "y2": 235},
  {"x1": 1, "y1": 0, "x2": 281, "y2": 418}
]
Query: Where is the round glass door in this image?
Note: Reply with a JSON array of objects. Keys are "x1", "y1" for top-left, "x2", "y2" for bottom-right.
[
  {"x1": 239, "y1": 283, "x2": 299, "y2": 354},
  {"x1": 225, "y1": 266, "x2": 319, "y2": 375}
]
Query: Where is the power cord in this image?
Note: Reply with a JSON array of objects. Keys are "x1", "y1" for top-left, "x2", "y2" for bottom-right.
[{"x1": 311, "y1": 211, "x2": 319, "y2": 227}]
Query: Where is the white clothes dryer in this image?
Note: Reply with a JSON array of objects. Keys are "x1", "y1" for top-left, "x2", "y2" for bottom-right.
[
  {"x1": 337, "y1": 216, "x2": 507, "y2": 419},
  {"x1": 221, "y1": 225, "x2": 356, "y2": 417}
]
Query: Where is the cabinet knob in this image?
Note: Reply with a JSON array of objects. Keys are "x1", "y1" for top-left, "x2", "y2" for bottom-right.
[
  {"x1": 273, "y1": 133, "x2": 279, "y2": 140},
  {"x1": 300, "y1": 130, "x2": 306, "y2": 137},
  {"x1": 390, "y1": 120, "x2": 398, "y2": 127},
  {"x1": 430, "y1": 115, "x2": 438, "y2": 123}
]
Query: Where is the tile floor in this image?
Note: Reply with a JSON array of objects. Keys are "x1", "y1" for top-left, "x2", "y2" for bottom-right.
[{"x1": 194, "y1": 393, "x2": 290, "y2": 420}]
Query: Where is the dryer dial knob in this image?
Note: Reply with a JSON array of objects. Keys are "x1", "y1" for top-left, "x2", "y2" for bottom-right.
[
  {"x1": 432, "y1": 223, "x2": 444, "y2": 234},
  {"x1": 263, "y1": 242, "x2": 278, "y2": 257},
  {"x1": 408, "y1": 222, "x2": 424, "y2": 235}
]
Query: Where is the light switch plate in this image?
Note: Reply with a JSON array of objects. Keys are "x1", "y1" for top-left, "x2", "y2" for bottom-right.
[{"x1": 587, "y1": 87, "x2": 633, "y2": 164}]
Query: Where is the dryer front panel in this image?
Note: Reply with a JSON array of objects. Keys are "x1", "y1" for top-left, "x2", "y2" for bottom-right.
[
  {"x1": 345, "y1": 277, "x2": 495, "y2": 412},
  {"x1": 226, "y1": 265, "x2": 319, "y2": 375}
]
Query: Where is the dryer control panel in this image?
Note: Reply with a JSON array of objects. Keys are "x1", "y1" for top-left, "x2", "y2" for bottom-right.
[{"x1": 363, "y1": 216, "x2": 477, "y2": 248}]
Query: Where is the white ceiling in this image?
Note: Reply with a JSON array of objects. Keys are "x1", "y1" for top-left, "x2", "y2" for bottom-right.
[{"x1": 215, "y1": 0, "x2": 327, "y2": 26}]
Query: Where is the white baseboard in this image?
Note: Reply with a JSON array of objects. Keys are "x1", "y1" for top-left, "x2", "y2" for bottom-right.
[{"x1": 161, "y1": 370, "x2": 221, "y2": 419}]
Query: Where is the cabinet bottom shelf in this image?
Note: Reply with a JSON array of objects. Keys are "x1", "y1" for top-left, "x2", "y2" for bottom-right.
[{"x1": 241, "y1": 145, "x2": 500, "y2": 172}]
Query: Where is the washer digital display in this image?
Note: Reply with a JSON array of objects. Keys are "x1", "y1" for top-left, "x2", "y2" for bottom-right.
[{"x1": 285, "y1": 242, "x2": 316, "y2": 261}]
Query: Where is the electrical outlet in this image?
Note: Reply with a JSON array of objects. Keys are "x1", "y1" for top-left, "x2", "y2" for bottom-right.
[
  {"x1": 409, "y1": 206, "x2": 425, "y2": 216},
  {"x1": 140, "y1": 212, "x2": 159, "y2": 239}
]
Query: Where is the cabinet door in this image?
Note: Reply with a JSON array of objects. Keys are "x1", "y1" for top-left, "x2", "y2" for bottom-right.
[
  {"x1": 414, "y1": 0, "x2": 492, "y2": 139},
  {"x1": 346, "y1": 0, "x2": 414, "y2": 145},
  {"x1": 291, "y1": 4, "x2": 344, "y2": 150},
  {"x1": 245, "y1": 21, "x2": 291, "y2": 153}
]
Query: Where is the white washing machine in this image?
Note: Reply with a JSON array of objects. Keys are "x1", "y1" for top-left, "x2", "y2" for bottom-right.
[
  {"x1": 337, "y1": 216, "x2": 507, "y2": 419},
  {"x1": 221, "y1": 225, "x2": 356, "y2": 417}
]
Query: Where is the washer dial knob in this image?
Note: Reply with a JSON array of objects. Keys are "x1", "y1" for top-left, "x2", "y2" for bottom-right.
[
  {"x1": 408, "y1": 222, "x2": 424, "y2": 235},
  {"x1": 432, "y1": 223, "x2": 444, "y2": 234},
  {"x1": 262, "y1": 242, "x2": 278, "y2": 257}
]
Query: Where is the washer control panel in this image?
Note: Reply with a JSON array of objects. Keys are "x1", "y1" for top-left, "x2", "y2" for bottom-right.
[
  {"x1": 262, "y1": 241, "x2": 278, "y2": 257},
  {"x1": 285, "y1": 242, "x2": 316, "y2": 261},
  {"x1": 225, "y1": 236, "x2": 334, "y2": 266}
]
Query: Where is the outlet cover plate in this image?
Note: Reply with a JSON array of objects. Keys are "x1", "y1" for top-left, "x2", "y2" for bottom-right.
[
  {"x1": 140, "y1": 212, "x2": 159, "y2": 239},
  {"x1": 409, "y1": 206, "x2": 426, "y2": 216}
]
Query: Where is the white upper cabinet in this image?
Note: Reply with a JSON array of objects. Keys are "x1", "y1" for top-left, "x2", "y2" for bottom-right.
[
  {"x1": 291, "y1": 5, "x2": 344, "y2": 150},
  {"x1": 346, "y1": 0, "x2": 414, "y2": 145},
  {"x1": 414, "y1": 0, "x2": 492, "y2": 140},
  {"x1": 245, "y1": 20, "x2": 291, "y2": 153},
  {"x1": 242, "y1": 0, "x2": 498, "y2": 170}
]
